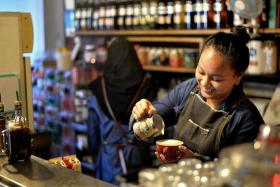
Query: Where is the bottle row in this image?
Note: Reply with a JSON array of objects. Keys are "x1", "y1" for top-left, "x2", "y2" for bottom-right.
[
  {"x1": 135, "y1": 45, "x2": 199, "y2": 68},
  {"x1": 74, "y1": 0, "x2": 268, "y2": 31}
]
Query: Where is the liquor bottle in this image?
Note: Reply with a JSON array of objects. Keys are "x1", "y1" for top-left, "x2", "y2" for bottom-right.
[
  {"x1": 111, "y1": 0, "x2": 117, "y2": 30},
  {"x1": 166, "y1": 1, "x2": 174, "y2": 29},
  {"x1": 98, "y1": 1, "x2": 106, "y2": 30},
  {"x1": 125, "y1": 0, "x2": 133, "y2": 29},
  {"x1": 86, "y1": 0, "x2": 94, "y2": 30},
  {"x1": 6, "y1": 92, "x2": 32, "y2": 162},
  {"x1": 260, "y1": 0, "x2": 269, "y2": 28},
  {"x1": 92, "y1": 1, "x2": 99, "y2": 30},
  {"x1": 149, "y1": 0, "x2": 158, "y2": 29},
  {"x1": 185, "y1": 0, "x2": 194, "y2": 29},
  {"x1": 157, "y1": 0, "x2": 167, "y2": 29},
  {"x1": 213, "y1": 0, "x2": 228, "y2": 28},
  {"x1": 133, "y1": 0, "x2": 141, "y2": 29},
  {"x1": 74, "y1": 0, "x2": 82, "y2": 31},
  {"x1": 79, "y1": 0, "x2": 88, "y2": 31},
  {"x1": 205, "y1": 0, "x2": 215, "y2": 28},
  {"x1": 194, "y1": 0, "x2": 203, "y2": 29},
  {"x1": 174, "y1": 0, "x2": 183, "y2": 29},
  {"x1": 105, "y1": 1, "x2": 112, "y2": 30},
  {"x1": 201, "y1": 0, "x2": 210, "y2": 29},
  {"x1": 117, "y1": 0, "x2": 125, "y2": 30},
  {"x1": 140, "y1": 0, "x2": 149, "y2": 29}
]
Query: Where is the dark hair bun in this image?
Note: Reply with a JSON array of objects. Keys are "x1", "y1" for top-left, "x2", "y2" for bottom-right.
[{"x1": 230, "y1": 26, "x2": 251, "y2": 44}]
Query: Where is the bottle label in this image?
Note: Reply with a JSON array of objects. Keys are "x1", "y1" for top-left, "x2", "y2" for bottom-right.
[
  {"x1": 201, "y1": 13, "x2": 207, "y2": 23},
  {"x1": 99, "y1": 7, "x2": 105, "y2": 17},
  {"x1": 133, "y1": 17, "x2": 140, "y2": 26},
  {"x1": 140, "y1": 16, "x2": 147, "y2": 25},
  {"x1": 175, "y1": 2, "x2": 182, "y2": 13},
  {"x1": 134, "y1": 5, "x2": 140, "y2": 15},
  {"x1": 167, "y1": 3, "x2": 174, "y2": 14},
  {"x1": 214, "y1": 13, "x2": 221, "y2": 24},
  {"x1": 142, "y1": 5, "x2": 148, "y2": 15},
  {"x1": 194, "y1": 14, "x2": 201, "y2": 24},
  {"x1": 127, "y1": 6, "x2": 133, "y2": 15},
  {"x1": 195, "y1": 3, "x2": 202, "y2": 12},
  {"x1": 150, "y1": 3, "x2": 157, "y2": 15},
  {"x1": 126, "y1": 17, "x2": 132, "y2": 26},
  {"x1": 185, "y1": 14, "x2": 191, "y2": 24},
  {"x1": 117, "y1": 17, "x2": 124, "y2": 27},
  {"x1": 75, "y1": 10, "x2": 81, "y2": 19},
  {"x1": 92, "y1": 20, "x2": 98, "y2": 29},
  {"x1": 93, "y1": 11, "x2": 99, "y2": 19},
  {"x1": 166, "y1": 16, "x2": 172, "y2": 24},
  {"x1": 119, "y1": 6, "x2": 125, "y2": 16},
  {"x1": 203, "y1": 2, "x2": 210, "y2": 11},
  {"x1": 111, "y1": 6, "x2": 116, "y2": 17},
  {"x1": 87, "y1": 8, "x2": 92, "y2": 17},
  {"x1": 158, "y1": 16, "x2": 165, "y2": 25},
  {"x1": 81, "y1": 9, "x2": 87, "y2": 18},
  {"x1": 106, "y1": 7, "x2": 111, "y2": 17},
  {"x1": 185, "y1": 3, "x2": 193, "y2": 12},
  {"x1": 174, "y1": 14, "x2": 181, "y2": 24},
  {"x1": 214, "y1": 2, "x2": 222, "y2": 12}
]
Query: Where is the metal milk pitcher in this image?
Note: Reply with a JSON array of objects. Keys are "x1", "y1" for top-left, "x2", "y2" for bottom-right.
[{"x1": 133, "y1": 114, "x2": 165, "y2": 140}]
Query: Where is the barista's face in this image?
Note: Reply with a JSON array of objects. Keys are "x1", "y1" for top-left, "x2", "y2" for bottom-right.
[{"x1": 195, "y1": 47, "x2": 243, "y2": 105}]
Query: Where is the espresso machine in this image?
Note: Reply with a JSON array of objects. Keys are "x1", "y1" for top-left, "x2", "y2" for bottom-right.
[{"x1": 0, "y1": 12, "x2": 34, "y2": 131}]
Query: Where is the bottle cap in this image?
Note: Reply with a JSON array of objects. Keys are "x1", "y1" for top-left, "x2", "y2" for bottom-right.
[{"x1": 14, "y1": 100, "x2": 21, "y2": 111}]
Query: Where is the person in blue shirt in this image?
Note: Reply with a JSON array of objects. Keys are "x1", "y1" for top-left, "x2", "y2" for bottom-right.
[
  {"x1": 131, "y1": 26, "x2": 264, "y2": 162},
  {"x1": 87, "y1": 37, "x2": 158, "y2": 183}
]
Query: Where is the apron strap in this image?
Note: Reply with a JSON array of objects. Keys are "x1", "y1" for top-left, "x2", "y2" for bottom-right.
[
  {"x1": 125, "y1": 75, "x2": 149, "y2": 117},
  {"x1": 101, "y1": 78, "x2": 128, "y2": 174},
  {"x1": 101, "y1": 78, "x2": 129, "y2": 144}
]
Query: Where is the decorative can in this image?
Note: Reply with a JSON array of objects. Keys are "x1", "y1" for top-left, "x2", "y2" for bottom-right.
[
  {"x1": 247, "y1": 39, "x2": 265, "y2": 74},
  {"x1": 263, "y1": 41, "x2": 277, "y2": 74}
]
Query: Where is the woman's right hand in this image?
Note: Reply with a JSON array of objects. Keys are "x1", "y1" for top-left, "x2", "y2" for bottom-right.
[{"x1": 132, "y1": 99, "x2": 157, "y2": 120}]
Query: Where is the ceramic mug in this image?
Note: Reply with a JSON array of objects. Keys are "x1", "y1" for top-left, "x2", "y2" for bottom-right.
[{"x1": 156, "y1": 139, "x2": 184, "y2": 162}]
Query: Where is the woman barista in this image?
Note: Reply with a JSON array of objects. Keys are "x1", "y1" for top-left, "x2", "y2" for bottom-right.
[{"x1": 131, "y1": 26, "x2": 264, "y2": 161}]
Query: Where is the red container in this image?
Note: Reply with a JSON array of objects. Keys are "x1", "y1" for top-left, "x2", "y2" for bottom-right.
[{"x1": 156, "y1": 139, "x2": 184, "y2": 162}]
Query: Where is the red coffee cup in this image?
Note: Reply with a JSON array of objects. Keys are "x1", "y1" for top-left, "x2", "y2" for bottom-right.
[{"x1": 156, "y1": 139, "x2": 184, "y2": 162}]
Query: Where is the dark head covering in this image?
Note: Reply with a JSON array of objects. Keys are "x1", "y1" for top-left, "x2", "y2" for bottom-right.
[{"x1": 88, "y1": 37, "x2": 156, "y2": 124}]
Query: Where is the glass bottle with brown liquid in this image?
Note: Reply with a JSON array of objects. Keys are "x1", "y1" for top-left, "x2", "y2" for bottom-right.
[
  {"x1": 5, "y1": 96, "x2": 32, "y2": 162},
  {"x1": 213, "y1": 0, "x2": 228, "y2": 28}
]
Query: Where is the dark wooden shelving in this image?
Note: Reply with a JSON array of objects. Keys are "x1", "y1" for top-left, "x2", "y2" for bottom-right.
[
  {"x1": 142, "y1": 64, "x2": 195, "y2": 74},
  {"x1": 76, "y1": 29, "x2": 230, "y2": 36},
  {"x1": 244, "y1": 74, "x2": 280, "y2": 85},
  {"x1": 76, "y1": 28, "x2": 280, "y2": 37}
]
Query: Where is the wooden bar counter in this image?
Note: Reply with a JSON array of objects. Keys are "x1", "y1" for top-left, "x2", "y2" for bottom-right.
[{"x1": 0, "y1": 155, "x2": 116, "y2": 187}]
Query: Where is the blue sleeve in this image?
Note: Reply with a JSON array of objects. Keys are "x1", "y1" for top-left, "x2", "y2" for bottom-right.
[
  {"x1": 153, "y1": 78, "x2": 197, "y2": 127},
  {"x1": 221, "y1": 101, "x2": 264, "y2": 148}
]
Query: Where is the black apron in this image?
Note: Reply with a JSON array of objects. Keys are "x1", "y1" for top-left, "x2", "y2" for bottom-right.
[{"x1": 175, "y1": 91, "x2": 231, "y2": 159}]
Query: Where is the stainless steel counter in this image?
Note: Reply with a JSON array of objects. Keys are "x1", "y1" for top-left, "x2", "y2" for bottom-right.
[{"x1": 0, "y1": 155, "x2": 116, "y2": 187}]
